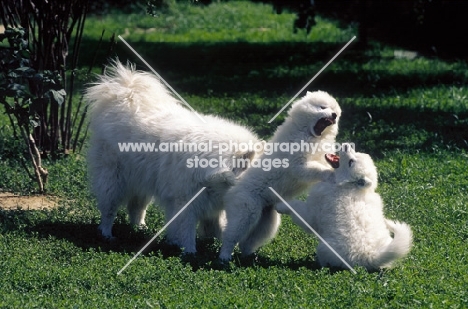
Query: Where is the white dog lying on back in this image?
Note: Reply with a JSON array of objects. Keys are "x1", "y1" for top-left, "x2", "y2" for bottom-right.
[{"x1": 277, "y1": 144, "x2": 413, "y2": 271}]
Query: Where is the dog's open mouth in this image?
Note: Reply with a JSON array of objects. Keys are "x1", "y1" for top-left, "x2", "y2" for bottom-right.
[
  {"x1": 313, "y1": 117, "x2": 336, "y2": 136},
  {"x1": 325, "y1": 153, "x2": 340, "y2": 168}
]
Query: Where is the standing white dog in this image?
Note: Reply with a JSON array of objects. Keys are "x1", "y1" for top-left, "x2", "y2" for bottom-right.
[
  {"x1": 86, "y1": 61, "x2": 261, "y2": 253},
  {"x1": 219, "y1": 91, "x2": 341, "y2": 261},
  {"x1": 277, "y1": 144, "x2": 413, "y2": 271}
]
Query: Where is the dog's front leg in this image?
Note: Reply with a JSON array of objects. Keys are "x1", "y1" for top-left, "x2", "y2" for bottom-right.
[
  {"x1": 276, "y1": 199, "x2": 317, "y2": 234},
  {"x1": 298, "y1": 161, "x2": 335, "y2": 183},
  {"x1": 275, "y1": 200, "x2": 305, "y2": 215}
]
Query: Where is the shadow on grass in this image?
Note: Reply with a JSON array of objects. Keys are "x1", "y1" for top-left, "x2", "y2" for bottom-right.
[
  {"x1": 81, "y1": 40, "x2": 466, "y2": 98},
  {"x1": 0, "y1": 208, "x2": 403, "y2": 274},
  {"x1": 1, "y1": 208, "x2": 329, "y2": 272},
  {"x1": 0, "y1": 208, "x2": 172, "y2": 254},
  {"x1": 80, "y1": 39, "x2": 468, "y2": 146}
]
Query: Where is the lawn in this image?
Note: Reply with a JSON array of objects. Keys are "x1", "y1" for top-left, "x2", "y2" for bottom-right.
[{"x1": 0, "y1": 1, "x2": 467, "y2": 308}]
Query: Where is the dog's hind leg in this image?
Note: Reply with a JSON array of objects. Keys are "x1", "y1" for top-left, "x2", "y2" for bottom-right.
[
  {"x1": 219, "y1": 195, "x2": 262, "y2": 261},
  {"x1": 198, "y1": 211, "x2": 225, "y2": 239},
  {"x1": 98, "y1": 201, "x2": 121, "y2": 239},
  {"x1": 162, "y1": 197, "x2": 198, "y2": 253},
  {"x1": 127, "y1": 195, "x2": 152, "y2": 228},
  {"x1": 238, "y1": 206, "x2": 281, "y2": 257},
  {"x1": 93, "y1": 169, "x2": 126, "y2": 239}
]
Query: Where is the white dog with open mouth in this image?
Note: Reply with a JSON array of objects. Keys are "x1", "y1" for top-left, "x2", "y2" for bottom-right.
[
  {"x1": 86, "y1": 61, "x2": 261, "y2": 253},
  {"x1": 219, "y1": 91, "x2": 341, "y2": 261},
  {"x1": 277, "y1": 144, "x2": 413, "y2": 271}
]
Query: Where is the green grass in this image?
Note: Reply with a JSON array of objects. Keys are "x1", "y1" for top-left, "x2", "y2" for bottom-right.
[
  {"x1": 85, "y1": 1, "x2": 355, "y2": 43},
  {"x1": 1, "y1": 1, "x2": 468, "y2": 307}
]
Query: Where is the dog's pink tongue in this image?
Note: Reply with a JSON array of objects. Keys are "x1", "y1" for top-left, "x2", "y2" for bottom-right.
[{"x1": 325, "y1": 153, "x2": 340, "y2": 168}]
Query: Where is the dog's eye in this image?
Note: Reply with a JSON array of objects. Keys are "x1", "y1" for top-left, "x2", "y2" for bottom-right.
[
  {"x1": 348, "y1": 159, "x2": 355, "y2": 167},
  {"x1": 320, "y1": 106, "x2": 326, "y2": 110}
]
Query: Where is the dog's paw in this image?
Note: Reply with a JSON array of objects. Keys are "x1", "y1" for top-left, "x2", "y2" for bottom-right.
[
  {"x1": 97, "y1": 232, "x2": 118, "y2": 244},
  {"x1": 222, "y1": 171, "x2": 237, "y2": 186},
  {"x1": 218, "y1": 251, "x2": 233, "y2": 262},
  {"x1": 211, "y1": 258, "x2": 234, "y2": 271},
  {"x1": 210, "y1": 170, "x2": 237, "y2": 186}
]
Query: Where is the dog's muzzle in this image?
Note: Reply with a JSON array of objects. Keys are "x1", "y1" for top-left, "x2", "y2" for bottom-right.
[
  {"x1": 313, "y1": 113, "x2": 337, "y2": 136},
  {"x1": 325, "y1": 153, "x2": 340, "y2": 168}
]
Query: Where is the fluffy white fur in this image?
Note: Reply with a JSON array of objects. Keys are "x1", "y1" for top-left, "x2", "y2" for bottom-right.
[
  {"x1": 86, "y1": 61, "x2": 261, "y2": 253},
  {"x1": 276, "y1": 144, "x2": 413, "y2": 271},
  {"x1": 219, "y1": 91, "x2": 342, "y2": 260}
]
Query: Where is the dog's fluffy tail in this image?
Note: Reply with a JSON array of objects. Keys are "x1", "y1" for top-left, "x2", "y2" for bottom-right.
[
  {"x1": 371, "y1": 219, "x2": 413, "y2": 269},
  {"x1": 85, "y1": 60, "x2": 179, "y2": 121}
]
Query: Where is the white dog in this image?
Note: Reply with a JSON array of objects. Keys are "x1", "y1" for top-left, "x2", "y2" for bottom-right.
[
  {"x1": 86, "y1": 61, "x2": 261, "y2": 253},
  {"x1": 219, "y1": 91, "x2": 342, "y2": 261},
  {"x1": 276, "y1": 144, "x2": 413, "y2": 271}
]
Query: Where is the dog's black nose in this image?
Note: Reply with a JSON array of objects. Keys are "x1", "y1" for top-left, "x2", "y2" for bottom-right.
[{"x1": 332, "y1": 113, "x2": 337, "y2": 120}]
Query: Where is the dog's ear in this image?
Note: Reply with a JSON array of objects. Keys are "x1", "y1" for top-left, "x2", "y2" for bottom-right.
[{"x1": 341, "y1": 143, "x2": 356, "y2": 154}]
